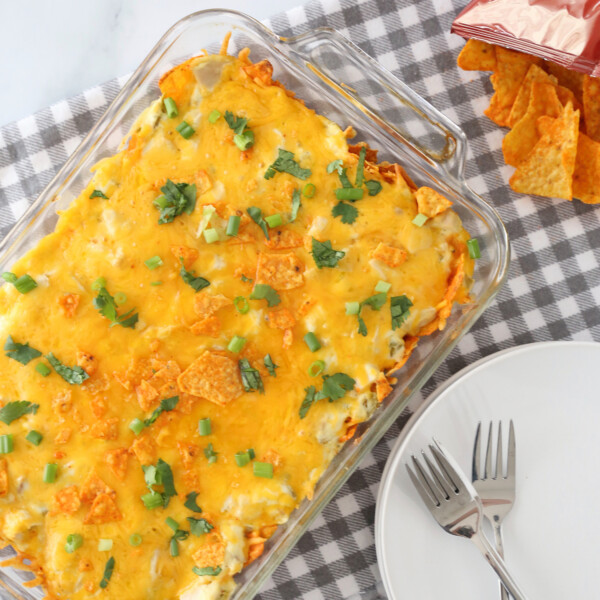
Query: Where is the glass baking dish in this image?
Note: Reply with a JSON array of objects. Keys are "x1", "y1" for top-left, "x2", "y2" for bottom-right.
[{"x1": 0, "y1": 10, "x2": 509, "y2": 600}]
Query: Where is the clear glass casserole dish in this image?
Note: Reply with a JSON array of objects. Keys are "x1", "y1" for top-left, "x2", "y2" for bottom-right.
[{"x1": 0, "y1": 10, "x2": 509, "y2": 600}]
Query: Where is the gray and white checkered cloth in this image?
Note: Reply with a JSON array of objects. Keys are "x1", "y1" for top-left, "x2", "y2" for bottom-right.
[{"x1": 1, "y1": 0, "x2": 600, "y2": 598}]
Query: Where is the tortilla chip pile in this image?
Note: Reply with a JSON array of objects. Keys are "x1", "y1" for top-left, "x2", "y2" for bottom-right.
[{"x1": 458, "y1": 39, "x2": 600, "y2": 204}]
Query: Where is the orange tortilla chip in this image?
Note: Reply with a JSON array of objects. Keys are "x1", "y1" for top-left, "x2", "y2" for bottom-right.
[
  {"x1": 415, "y1": 186, "x2": 452, "y2": 218},
  {"x1": 485, "y1": 48, "x2": 542, "y2": 127},
  {"x1": 58, "y1": 293, "x2": 80, "y2": 318},
  {"x1": 170, "y1": 245, "x2": 199, "y2": 269},
  {"x1": 53, "y1": 486, "x2": 81, "y2": 515},
  {"x1": 583, "y1": 75, "x2": 600, "y2": 142},
  {"x1": 573, "y1": 132, "x2": 600, "y2": 204},
  {"x1": 370, "y1": 243, "x2": 407, "y2": 268},
  {"x1": 190, "y1": 315, "x2": 221, "y2": 337},
  {"x1": 131, "y1": 435, "x2": 157, "y2": 465},
  {"x1": 457, "y1": 39, "x2": 497, "y2": 71},
  {"x1": 80, "y1": 471, "x2": 112, "y2": 504},
  {"x1": 83, "y1": 492, "x2": 122, "y2": 525},
  {"x1": 375, "y1": 374, "x2": 393, "y2": 403},
  {"x1": 104, "y1": 448, "x2": 129, "y2": 481},
  {"x1": 193, "y1": 534, "x2": 226, "y2": 568},
  {"x1": 437, "y1": 252, "x2": 466, "y2": 328},
  {"x1": 509, "y1": 102, "x2": 579, "y2": 200},
  {"x1": 178, "y1": 350, "x2": 244, "y2": 406},
  {"x1": 178, "y1": 442, "x2": 200, "y2": 469},
  {"x1": 264, "y1": 228, "x2": 303, "y2": 250},
  {"x1": 89, "y1": 418, "x2": 119, "y2": 441},
  {"x1": 255, "y1": 252, "x2": 304, "y2": 291},
  {"x1": 135, "y1": 379, "x2": 159, "y2": 411},
  {"x1": 266, "y1": 308, "x2": 296, "y2": 330},
  {"x1": 193, "y1": 293, "x2": 232, "y2": 317},
  {"x1": 502, "y1": 81, "x2": 563, "y2": 167},
  {"x1": 507, "y1": 64, "x2": 557, "y2": 127},
  {"x1": 556, "y1": 85, "x2": 583, "y2": 113},
  {"x1": 546, "y1": 61, "x2": 584, "y2": 103},
  {"x1": 0, "y1": 458, "x2": 7, "y2": 496}
]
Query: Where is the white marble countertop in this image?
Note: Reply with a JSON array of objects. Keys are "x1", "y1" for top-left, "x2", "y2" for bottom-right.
[{"x1": 1, "y1": 0, "x2": 302, "y2": 127}]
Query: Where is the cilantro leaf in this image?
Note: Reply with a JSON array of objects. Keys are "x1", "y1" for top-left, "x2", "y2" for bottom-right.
[
  {"x1": 184, "y1": 491, "x2": 202, "y2": 512},
  {"x1": 311, "y1": 238, "x2": 345, "y2": 269},
  {"x1": 247, "y1": 207, "x2": 270, "y2": 240},
  {"x1": 4, "y1": 336, "x2": 42, "y2": 365},
  {"x1": 143, "y1": 396, "x2": 179, "y2": 428},
  {"x1": 365, "y1": 180, "x2": 382, "y2": 196},
  {"x1": 93, "y1": 287, "x2": 138, "y2": 329},
  {"x1": 264, "y1": 149, "x2": 311, "y2": 180},
  {"x1": 99, "y1": 557, "x2": 115, "y2": 589},
  {"x1": 355, "y1": 146, "x2": 366, "y2": 187},
  {"x1": 326, "y1": 159, "x2": 343, "y2": 174},
  {"x1": 154, "y1": 179, "x2": 197, "y2": 224},
  {"x1": 391, "y1": 295, "x2": 413, "y2": 330},
  {"x1": 357, "y1": 315, "x2": 368, "y2": 337},
  {"x1": 46, "y1": 353, "x2": 89, "y2": 385},
  {"x1": 290, "y1": 188, "x2": 301, "y2": 222},
  {"x1": 241, "y1": 274, "x2": 253, "y2": 283},
  {"x1": 299, "y1": 385, "x2": 317, "y2": 419},
  {"x1": 188, "y1": 517, "x2": 214, "y2": 536},
  {"x1": 332, "y1": 201, "x2": 358, "y2": 224},
  {"x1": 89, "y1": 189, "x2": 108, "y2": 199},
  {"x1": 264, "y1": 354, "x2": 278, "y2": 377},
  {"x1": 172, "y1": 529, "x2": 189, "y2": 542},
  {"x1": 338, "y1": 167, "x2": 353, "y2": 189},
  {"x1": 249, "y1": 283, "x2": 280, "y2": 307},
  {"x1": 0, "y1": 401, "x2": 39, "y2": 425},
  {"x1": 156, "y1": 458, "x2": 177, "y2": 506},
  {"x1": 239, "y1": 359, "x2": 264, "y2": 393},
  {"x1": 179, "y1": 261, "x2": 210, "y2": 293},
  {"x1": 224, "y1": 111, "x2": 249, "y2": 135},
  {"x1": 317, "y1": 372, "x2": 356, "y2": 402}
]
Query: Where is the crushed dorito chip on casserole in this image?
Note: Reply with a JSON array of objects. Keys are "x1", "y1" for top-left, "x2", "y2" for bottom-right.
[{"x1": 0, "y1": 41, "x2": 475, "y2": 599}]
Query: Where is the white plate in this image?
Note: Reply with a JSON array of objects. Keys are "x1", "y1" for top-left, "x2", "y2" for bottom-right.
[{"x1": 375, "y1": 341, "x2": 600, "y2": 600}]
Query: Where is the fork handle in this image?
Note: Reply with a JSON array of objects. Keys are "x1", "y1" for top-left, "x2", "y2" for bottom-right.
[
  {"x1": 492, "y1": 523, "x2": 510, "y2": 600},
  {"x1": 470, "y1": 531, "x2": 528, "y2": 600}
]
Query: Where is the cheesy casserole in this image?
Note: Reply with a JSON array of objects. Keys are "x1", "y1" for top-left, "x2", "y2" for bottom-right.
[{"x1": 0, "y1": 40, "x2": 474, "y2": 599}]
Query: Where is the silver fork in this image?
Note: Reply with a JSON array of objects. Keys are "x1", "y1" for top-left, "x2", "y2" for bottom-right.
[
  {"x1": 406, "y1": 439, "x2": 527, "y2": 600},
  {"x1": 472, "y1": 421, "x2": 516, "y2": 600}
]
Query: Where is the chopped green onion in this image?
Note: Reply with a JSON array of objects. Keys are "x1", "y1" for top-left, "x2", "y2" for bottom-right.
[
  {"x1": 165, "y1": 517, "x2": 179, "y2": 532},
  {"x1": 65, "y1": 533, "x2": 83, "y2": 553},
  {"x1": 226, "y1": 215, "x2": 241, "y2": 236},
  {"x1": 114, "y1": 292, "x2": 127, "y2": 306},
  {"x1": 335, "y1": 188, "x2": 364, "y2": 201},
  {"x1": 253, "y1": 461, "x2": 274, "y2": 479},
  {"x1": 150, "y1": 281, "x2": 163, "y2": 286},
  {"x1": 234, "y1": 296, "x2": 250, "y2": 314},
  {"x1": 234, "y1": 130, "x2": 255, "y2": 151},
  {"x1": 375, "y1": 280, "x2": 391, "y2": 293},
  {"x1": 193, "y1": 566, "x2": 222, "y2": 577},
  {"x1": 345, "y1": 301, "x2": 360, "y2": 315},
  {"x1": 14, "y1": 275, "x2": 37, "y2": 294},
  {"x1": 203, "y1": 228, "x2": 219, "y2": 244},
  {"x1": 176, "y1": 121, "x2": 195, "y2": 139},
  {"x1": 302, "y1": 183, "x2": 316, "y2": 198},
  {"x1": 208, "y1": 109, "x2": 221, "y2": 123},
  {"x1": 170, "y1": 537, "x2": 179, "y2": 557},
  {"x1": 43, "y1": 463, "x2": 58, "y2": 483},
  {"x1": 197, "y1": 205, "x2": 216, "y2": 236},
  {"x1": 1, "y1": 272, "x2": 17, "y2": 284},
  {"x1": 26, "y1": 430, "x2": 43, "y2": 446},
  {"x1": 98, "y1": 539, "x2": 113, "y2": 552},
  {"x1": 308, "y1": 360, "x2": 326, "y2": 377},
  {"x1": 198, "y1": 418, "x2": 211, "y2": 436},
  {"x1": 163, "y1": 97, "x2": 178, "y2": 118},
  {"x1": 129, "y1": 533, "x2": 142, "y2": 546},
  {"x1": 467, "y1": 238, "x2": 481, "y2": 259},
  {"x1": 129, "y1": 418, "x2": 144, "y2": 436},
  {"x1": 91, "y1": 277, "x2": 107, "y2": 291},
  {"x1": 235, "y1": 451, "x2": 251, "y2": 467},
  {"x1": 247, "y1": 448, "x2": 256, "y2": 460},
  {"x1": 265, "y1": 214, "x2": 283, "y2": 228},
  {"x1": 304, "y1": 332, "x2": 321, "y2": 352},
  {"x1": 412, "y1": 213, "x2": 428, "y2": 227},
  {"x1": 89, "y1": 189, "x2": 108, "y2": 199},
  {"x1": 0, "y1": 434, "x2": 13, "y2": 454},
  {"x1": 141, "y1": 491, "x2": 163, "y2": 510},
  {"x1": 204, "y1": 443, "x2": 218, "y2": 464},
  {"x1": 35, "y1": 363, "x2": 51, "y2": 377},
  {"x1": 144, "y1": 255, "x2": 163, "y2": 270},
  {"x1": 227, "y1": 335, "x2": 246, "y2": 354}
]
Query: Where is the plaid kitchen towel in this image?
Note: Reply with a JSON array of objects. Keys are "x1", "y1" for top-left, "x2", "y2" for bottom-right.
[{"x1": 1, "y1": 0, "x2": 600, "y2": 598}]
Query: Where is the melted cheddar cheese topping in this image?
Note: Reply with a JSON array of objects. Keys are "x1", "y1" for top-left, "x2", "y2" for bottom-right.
[{"x1": 0, "y1": 48, "x2": 473, "y2": 600}]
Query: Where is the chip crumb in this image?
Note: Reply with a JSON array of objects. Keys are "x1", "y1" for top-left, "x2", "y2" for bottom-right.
[
  {"x1": 370, "y1": 243, "x2": 407, "y2": 268},
  {"x1": 255, "y1": 252, "x2": 305, "y2": 291}
]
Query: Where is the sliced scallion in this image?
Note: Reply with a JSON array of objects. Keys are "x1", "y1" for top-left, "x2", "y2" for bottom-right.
[
  {"x1": 203, "y1": 228, "x2": 219, "y2": 244},
  {"x1": 35, "y1": 363, "x2": 51, "y2": 377},
  {"x1": 467, "y1": 238, "x2": 481, "y2": 259},
  {"x1": 198, "y1": 418, "x2": 211, "y2": 436},
  {"x1": 165, "y1": 517, "x2": 179, "y2": 532},
  {"x1": 412, "y1": 213, "x2": 428, "y2": 227},
  {"x1": 234, "y1": 296, "x2": 249, "y2": 314},
  {"x1": 302, "y1": 183, "x2": 316, "y2": 198},
  {"x1": 375, "y1": 280, "x2": 391, "y2": 293},
  {"x1": 253, "y1": 461, "x2": 274, "y2": 479},
  {"x1": 65, "y1": 533, "x2": 83, "y2": 553},
  {"x1": 129, "y1": 533, "x2": 142, "y2": 546},
  {"x1": 0, "y1": 434, "x2": 13, "y2": 454},
  {"x1": 345, "y1": 301, "x2": 360, "y2": 315},
  {"x1": 235, "y1": 451, "x2": 251, "y2": 467},
  {"x1": 226, "y1": 215, "x2": 241, "y2": 236},
  {"x1": 91, "y1": 277, "x2": 107, "y2": 291},
  {"x1": 265, "y1": 214, "x2": 283, "y2": 228},
  {"x1": 303, "y1": 332, "x2": 321, "y2": 352},
  {"x1": 308, "y1": 360, "x2": 326, "y2": 377},
  {"x1": 335, "y1": 188, "x2": 364, "y2": 201},
  {"x1": 208, "y1": 109, "x2": 221, "y2": 123},
  {"x1": 144, "y1": 255, "x2": 163, "y2": 270},
  {"x1": 114, "y1": 292, "x2": 127, "y2": 306},
  {"x1": 129, "y1": 418, "x2": 144, "y2": 436},
  {"x1": 227, "y1": 335, "x2": 246, "y2": 354},
  {"x1": 43, "y1": 463, "x2": 58, "y2": 483},
  {"x1": 164, "y1": 97, "x2": 178, "y2": 118},
  {"x1": 26, "y1": 430, "x2": 43, "y2": 446},
  {"x1": 176, "y1": 121, "x2": 195, "y2": 139},
  {"x1": 98, "y1": 539, "x2": 113, "y2": 552}
]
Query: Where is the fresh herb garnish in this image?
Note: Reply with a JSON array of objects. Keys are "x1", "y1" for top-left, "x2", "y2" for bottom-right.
[
  {"x1": 99, "y1": 557, "x2": 115, "y2": 589},
  {"x1": 331, "y1": 201, "x2": 358, "y2": 224},
  {"x1": 89, "y1": 189, "x2": 108, "y2": 199},
  {"x1": 0, "y1": 401, "x2": 39, "y2": 425},
  {"x1": 391, "y1": 295, "x2": 413, "y2": 330},
  {"x1": 249, "y1": 283, "x2": 280, "y2": 307},
  {"x1": 290, "y1": 189, "x2": 301, "y2": 222},
  {"x1": 239, "y1": 359, "x2": 264, "y2": 393},
  {"x1": 264, "y1": 354, "x2": 278, "y2": 377},
  {"x1": 247, "y1": 207, "x2": 270, "y2": 240},
  {"x1": 299, "y1": 373, "x2": 356, "y2": 418},
  {"x1": 326, "y1": 159, "x2": 343, "y2": 174},
  {"x1": 299, "y1": 385, "x2": 317, "y2": 419},
  {"x1": 94, "y1": 286, "x2": 138, "y2": 329},
  {"x1": 4, "y1": 336, "x2": 42, "y2": 365},
  {"x1": 338, "y1": 167, "x2": 353, "y2": 189},
  {"x1": 311, "y1": 238, "x2": 345, "y2": 269},
  {"x1": 352, "y1": 292, "x2": 389, "y2": 337},
  {"x1": 141, "y1": 458, "x2": 177, "y2": 508},
  {"x1": 224, "y1": 111, "x2": 249, "y2": 135},
  {"x1": 241, "y1": 274, "x2": 253, "y2": 283},
  {"x1": 204, "y1": 443, "x2": 218, "y2": 464},
  {"x1": 193, "y1": 566, "x2": 222, "y2": 577},
  {"x1": 153, "y1": 179, "x2": 197, "y2": 224},
  {"x1": 355, "y1": 147, "x2": 366, "y2": 187},
  {"x1": 169, "y1": 528, "x2": 190, "y2": 556},
  {"x1": 46, "y1": 353, "x2": 89, "y2": 385},
  {"x1": 224, "y1": 111, "x2": 255, "y2": 151},
  {"x1": 365, "y1": 180, "x2": 383, "y2": 196},
  {"x1": 188, "y1": 517, "x2": 214, "y2": 536},
  {"x1": 143, "y1": 396, "x2": 179, "y2": 428},
  {"x1": 2, "y1": 272, "x2": 37, "y2": 294},
  {"x1": 179, "y1": 259, "x2": 210, "y2": 293},
  {"x1": 184, "y1": 491, "x2": 202, "y2": 512},
  {"x1": 264, "y1": 149, "x2": 311, "y2": 180}
]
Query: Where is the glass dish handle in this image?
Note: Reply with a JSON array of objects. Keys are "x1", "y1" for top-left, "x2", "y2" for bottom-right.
[{"x1": 284, "y1": 28, "x2": 468, "y2": 182}]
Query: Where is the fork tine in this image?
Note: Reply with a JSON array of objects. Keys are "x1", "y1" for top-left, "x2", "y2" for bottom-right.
[
  {"x1": 430, "y1": 439, "x2": 464, "y2": 493},
  {"x1": 472, "y1": 421, "x2": 482, "y2": 481},
  {"x1": 412, "y1": 454, "x2": 445, "y2": 504},
  {"x1": 507, "y1": 420, "x2": 516, "y2": 481},
  {"x1": 495, "y1": 421, "x2": 503, "y2": 479},
  {"x1": 484, "y1": 422, "x2": 494, "y2": 479},
  {"x1": 406, "y1": 459, "x2": 438, "y2": 509},
  {"x1": 423, "y1": 452, "x2": 452, "y2": 498}
]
